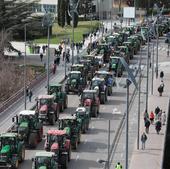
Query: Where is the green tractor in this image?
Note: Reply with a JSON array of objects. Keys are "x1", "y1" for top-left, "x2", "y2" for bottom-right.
[
  {"x1": 94, "y1": 70, "x2": 116, "y2": 96},
  {"x1": 0, "y1": 133, "x2": 25, "y2": 169},
  {"x1": 122, "y1": 41, "x2": 134, "y2": 59},
  {"x1": 44, "y1": 129, "x2": 71, "y2": 168},
  {"x1": 127, "y1": 37, "x2": 139, "y2": 55},
  {"x1": 109, "y1": 56, "x2": 124, "y2": 77},
  {"x1": 58, "y1": 115, "x2": 81, "y2": 149},
  {"x1": 71, "y1": 64, "x2": 87, "y2": 80},
  {"x1": 117, "y1": 46, "x2": 130, "y2": 63},
  {"x1": 74, "y1": 107, "x2": 90, "y2": 133},
  {"x1": 65, "y1": 71, "x2": 86, "y2": 94},
  {"x1": 49, "y1": 84, "x2": 68, "y2": 112},
  {"x1": 11, "y1": 110, "x2": 43, "y2": 148},
  {"x1": 90, "y1": 77, "x2": 108, "y2": 104},
  {"x1": 32, "y1": 151, "x2": 58, "y2": 169}
]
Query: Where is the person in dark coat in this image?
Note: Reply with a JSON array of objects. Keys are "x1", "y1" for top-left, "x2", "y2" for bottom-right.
[
  {"x1": 158, "y1": 84, "x2": 164, "y2": 96},
  {"x1": 28, "y1": 89, "x2": 33, "y2": 102},
  {"x1": 145, "y1": 118, "x2": 150, "y2": 134},
  {"x1": 160, "y1": 71, "x2": 164, "y2": 80},
  {"x1": 141, "y1": 132, "x2": 147, "y2": 150}
]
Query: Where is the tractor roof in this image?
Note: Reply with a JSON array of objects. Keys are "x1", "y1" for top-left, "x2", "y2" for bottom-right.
[
  {"x1": 49, "y1": 83, "x2": 62, "y2": 87},
  {"x1": 70, "y1": 71, "x2": 81, "y2": 74},
  {"x1": 95, "y1": 55, "x2": 103, "y2": 59},
  {"x1": 38, "y1": 95, "x2": 54, "y2": 99},
  {"x1": 110, "y1": 56, "x2": 120, "y2": 59},
  {"x1": 19, "y1": 110, "x2": 36, "y2": 116},
  {"x1": 76, "y1": 107, "x2": 86, "y2": 112},
  {"x1": 118, "y1": 46, "x2": 127, "y2": 49},
  {"x1": 35, "y1": 151, "x2": 55, "y2": 157},
  {"x1": 47, "y1": 129, "x2": 66, "y2": 136},
  {"x1": 0, "y1": 133, "x2": 17, "y2": 138},
  {"x1": 92, "y1": 77, "x2": 104, "y2": 81},
  {"x1": 83, "y1": 89, "x2": 97, "y2": 93},
  {"x1": 83, "y1": 54, "x2": 95, "y2": 57},
  {"x1": 95, "y1": 70, "x2": 110, "y2": 75},
  {"x1": 71, "y1": 64, "x2": 84, "y2": 67},
  {"x1": 59, "y1": 115, "x2": 76, "y2": 120}
]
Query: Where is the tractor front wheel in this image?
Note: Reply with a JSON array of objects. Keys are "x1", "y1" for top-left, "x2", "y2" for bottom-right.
[
  {"x1": 29, "y1": 133, "x2": 38, "y2": 148},
  {"x1": 61, "y1": 154, "x2": 68, "y2": 169},
  {"x1": 19, "y1": 146, "x2": 25, "y2": 162},
  {"x1": 49, "y1": 113, "x2": 55, "y2": 125},
  {"x1": 64, "y1": 96, "x2": 68, "y2": 108}
]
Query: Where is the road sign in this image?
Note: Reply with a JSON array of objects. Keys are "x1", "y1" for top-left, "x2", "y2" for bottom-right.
[{"x1": 120, "y1": 57, "x2": 138, "y2": 89}]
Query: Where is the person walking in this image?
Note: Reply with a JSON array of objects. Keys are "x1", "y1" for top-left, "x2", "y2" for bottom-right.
[
  {"x1": 115, "y1": 162, "x2": 122, "y2": 169},
  {"x1": 155, "y1": 106, "x2": 160, "y2": 119},
  {"x1": 160, "y1": 71, "x2": 164, "y2": 81},
  {"x1": 155, "y1": 120, "x2": 162, "y2": 134},
  {"x1": 52, "y1": 63, "x2": 57, "y2": 74},
  {"x1": 158, "y1": 84, "x2": 164, "y2": 96},
  {"x1": 158, "y1": 109, "x2": 162, "y2": 121},
  {"x1": 40, "y1": 53, "x2": 43, "y2": 62},
  {"x1": 143, "y1": 109, "x2": 149, "y2": 122},
  {"x1": 149, "y1": 111, "x2": 155, "y2": 124},
  {"x1": 28, "y1": 89, "x2": 33, "y2": 102},
  {"x1": 145, "y1": 118, "x2": 150, "y2": 134},
  {"x1": 141, "y1": 132, "x2": 147, "y2": 150},
  {"x1": 162, "y1": 111, "x2": 166, "y2": 125}
]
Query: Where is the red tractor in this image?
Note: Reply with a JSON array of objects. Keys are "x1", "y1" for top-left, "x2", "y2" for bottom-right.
[
  {"x1": 36, "y1": 95, "x2": 59, "y2": 125},
  {"x1": 44, "y1": 129, "x2": 71, "y2": 169},
  {"x1": 80, "y1": 89, "x2": 100, "y2": 117}
]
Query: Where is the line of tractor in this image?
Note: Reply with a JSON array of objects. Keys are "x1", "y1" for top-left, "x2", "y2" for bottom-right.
[{"x1": 0, "y1": 19, "x2": 169, "y2": 169}]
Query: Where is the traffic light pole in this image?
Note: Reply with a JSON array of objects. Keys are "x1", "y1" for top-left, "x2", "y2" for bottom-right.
[
  {"x1": 24, "y1": 24, "x2": 27, "y2": 110},
  {"x1": 72, "y1": 13, "x2": 74, "y2": 65}
]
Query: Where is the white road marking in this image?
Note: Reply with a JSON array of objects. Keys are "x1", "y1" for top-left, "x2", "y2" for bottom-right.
[
  {"x1": 112, "y1": 108, "x2": 122, "y2": 114},
  {"x1": 76, "y1": 155, "x2": 79, "y2": 161},
  {"x1": 84, "y1": 139, "x2": 87, "y2": 144}
]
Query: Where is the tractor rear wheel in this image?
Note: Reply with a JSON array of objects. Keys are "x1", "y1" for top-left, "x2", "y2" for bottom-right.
[
  {"x1": 72, "y1": 140, "x2": 78, "y2": 150},
  {"x1": 49, "y1": 113, "x2": 55, "y2": 125},
  {"x1": 38, "y1": 126, "x2": 43, "y2": 142},
  {"x1": 61, "y1": 154, "x2": 68, "y2": 169},
  {"x1": 78, "y1": 133, "x2": 81, "y2": 144},
  {"x1": 64, "y1": 96, "x2": 68, "y2": 108},
  {"x1": 68, "y1": 146, "x2": 71, "y2": 161},
  {"x1": 29, "y1": 133, "x2": 38, "y2": 148},
  {"x1": 19, "y1": 146, "x2": 25, "y2": 162},
  {"x1": 14, "y1": 159, "x2": 19, "y2": 169}
]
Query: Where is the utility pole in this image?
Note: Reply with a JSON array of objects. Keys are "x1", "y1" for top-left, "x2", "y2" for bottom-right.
[
  {"x1": 137, "y1": 47, "x2": 142, "y2": 150},
  {"x1": 107, "y1": 120, "x2": 110, "y2": 169},
  {"x1": 156, "y1": 20, "x2": 159, "y2": 78},
  {"x1": 47, "y1": 25, "x2": 50, "y2": 94},
  {"x1": 24, "y1": 24, "x2": 27, "y2": 110},
  {"x1": 72, "y1": 13, "x2": 74, "y2": 65},
  {"x1": 151, "y1": 43, "x2": 154, "y2": 95},
  {"x1": 145, "y1": 26, "x2": 150, "y2": 112},
  {"x1": 125, "y1": 78, "x2": 131, "y2": 169}
]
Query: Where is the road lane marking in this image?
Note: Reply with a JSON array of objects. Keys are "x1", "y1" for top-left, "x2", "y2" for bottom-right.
[
  {"x1": 112, "y1": 108, "x2": 121, "y2": 114},
  {"x1": 76, "y1": 155, "x2": 79, "y2": 161},
  {"x1": 84, "y1": 139, "x2": 87, "y2": 144}
]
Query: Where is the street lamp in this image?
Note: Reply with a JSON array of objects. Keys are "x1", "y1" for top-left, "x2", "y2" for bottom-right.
[
  {"x1": 42, "y1": 12, "x2": 55, "y2": 94},
  {"x1": 24, "y1": 24, "x2": 27, "y2": 110}
]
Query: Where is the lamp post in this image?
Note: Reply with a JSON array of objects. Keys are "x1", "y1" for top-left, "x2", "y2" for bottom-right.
[
  {"x1": 42, "y1": 12, "x2": 55, "y2": 94},
  {"x1": 151, "y1": 42, "x2": 154, "y2": 95},
  {"x1": 156, "y1": 19, "x2": 159, "y2": 79},
  {"x1": 24, "y1": 24, "x2": 27, "y2": 110}
]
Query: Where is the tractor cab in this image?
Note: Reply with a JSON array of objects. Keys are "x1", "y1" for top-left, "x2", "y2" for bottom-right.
[
  {"x1": 36, "y1": 95, "x2": 58, "y2": 125},
  {"x1": 0, "y1": 133, "x2": 25, "y2": 168},
  {"x1": 32, "y1": 151, "x2": 58, "y2": 169},
  {"x1": 71, "y1": 64, "x2": 84, "y2": 73},
  {"x1": 91, "y1": 77, "x2": 108, "y2": 104},
  {"x1": 117, "y1": 46, "x2": 130, "y2": 63},
  {"x1": 109, "y1": 56, "x2": 123, "y2": 77},
  {"x1": 49, "y1": 84, "x2": 68, "y2": 112}
]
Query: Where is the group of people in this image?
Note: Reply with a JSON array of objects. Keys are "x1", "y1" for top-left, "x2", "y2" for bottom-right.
[{"x1": 141, "y1": 106, "x2": 166, "y2": 150}]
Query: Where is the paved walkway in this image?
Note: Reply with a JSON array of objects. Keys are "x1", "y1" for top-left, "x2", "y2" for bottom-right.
[{"x1": 129, "y1": 73, "x2": 170, "y2": 169}]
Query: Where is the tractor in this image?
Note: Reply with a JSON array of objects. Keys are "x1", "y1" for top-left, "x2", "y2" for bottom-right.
[
  {"x1": 71, "y1": 64, "x2": 87, "y2": 79},
  {"x1": 0, "y1": 133, "x2": 25, "y2": 169},
  {"x1": 58, "y1": 116, "x2": 81, "y2": 149},
  {"x1": 122, "y1": 41, "x2": 134, "y2": 59},
  {"x1": 90, "y1": 77, "x2": 108, "y2": 104},
  {"x1": 94, "y1": 71, "x2": 116, "y2": 96},
  {"x1": 65, "y1": 71, "x2": 86, "y2": 94},
  {"x1": 49, "y1": 84, "x2": 68, "y2": 112},
  {"x1": 116, "y1": 46, "x2": 130, "y2": 63},
  {"x1": 32, "y1": 151, "x2": 58, "y2": 169},
  {"x1": 36, "y1": 95, "x2": 59, "y2": 125},
  {"x1": 11, "y1": 110, "x2": 43, "y2": 148},
  {"x1": 80, "y1": 90, "x2": 100, "y2": 117},
  {"x1": 44, "y1": 129, "x2": 71, "y2": 168},
  {"x1": 74, "y1": 107, "x2": 90, "y2": 133},
  {"x1": 109, "y1": 56, "x2": 123, "y2": 77}
]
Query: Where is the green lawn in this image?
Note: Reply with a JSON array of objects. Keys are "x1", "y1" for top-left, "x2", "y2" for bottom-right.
[{"x1": 34, "y1": 21, "x2": 100, "y2": 44}]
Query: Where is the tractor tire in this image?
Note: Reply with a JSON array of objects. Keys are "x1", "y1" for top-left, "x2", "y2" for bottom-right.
[
  {"x1": 60, "y1": 103, "x2": 64, "y2": 112},
  {"x1": 49, "y1": 113, "x2": 55, "y2": 125},
  {"x1": 14, "y1": 159, "x2": 19, "y2": 169},
  {"x1": 61, "y1": 154, "x2": 68, "y2": 169},
  {"x1": 101, "y1": 96, "x2": 105, "y2": 104},
  {"x1": 29, "y1": 133, "x2": 38, "y2": 148},
  {"x1": 38, "y1": 126, "x2": 43, "y2": 142},
  {"x1": 68, "y1": 146, "x2": 71, "y2": 161},
  {"x1": 78, "y1": 133, "x2": 81, "y2": 144},
  {"x1": 82, "y1": 125, "x2": 86, "y2": 134},
  {"x1": 72, "y1": 140, "x2": 78, "y2": 150},
  {"x1": 86, "y1": 121, "x2": 89, "y2": 130},
  {"x1": 19, "y1": 146, "x2": 25, "y2": 162},
  {"x1": 64, "y1": 96, "x2": 68, "y2": 109}
]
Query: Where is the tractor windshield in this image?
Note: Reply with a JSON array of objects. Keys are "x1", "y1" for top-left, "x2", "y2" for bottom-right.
[
  {"x1": 0, "y1": 137, "x2": 15, "y2": 148},
  {"x1": 96, "y1": 73, "x2": 107, "y2": 79},
  {"x1": 82, "y1": 92, "x2": 94, "y2": 99},
  {"x1": 91, "y1": 80, "x2": 101, "y2": 88},
  {"x1": 70, "y1": 73, "x2": 80, "y2": 79},
  {"x1": 36, "y1": 157, "x2": 51, "y2": 168},
  {"x1": 39, "y1": 99, "x2": 48, "y2": 105},
  {"x1": 111, "y1": 58, "x2": 118, "y2": 64}
]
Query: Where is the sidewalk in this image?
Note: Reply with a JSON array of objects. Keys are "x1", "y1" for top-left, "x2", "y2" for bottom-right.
[{"x1": 129, "y1": 74, "x2": 170, "y2": 169}]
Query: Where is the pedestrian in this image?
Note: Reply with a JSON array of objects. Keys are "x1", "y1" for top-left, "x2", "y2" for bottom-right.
[
  {"x1": 161, "y1": 80, "x2": 165, "y2": 91},
  {"x1": 28, "y1": 89, "x2": 33, "y2": 102},
  {"x1": 161, "y1": 111, "x2": 166, "y2": 125},
  {"x1": 155, "y1": 120, "x2": 162, "y2": 134},
  {"x1": 52, "y1": 63, "x2": 57, "y2": 74},
  {"x1": 158, "y1": 109, "x2": 162, "y2": 121},
  {"x1": 158, "y1": 84, "x2": 164, "y2": 96},
  {"x1": 144, "y1": 118, "x2": 150, "y2": 134},
  {"x1": 143, "y1": 109, "x2": 149, "y2": 122},
  {"x1": 141, "y1": 132, "x2": 147, "y2": 150},
  {"x1": 26, "y1": 87, "x2": 29, "y2": 96},
  {"x1": 149, "y1": 111, "x2": 155, "y2": 124},
  {"x1": 155, "y1": 106, "x2": 160, "y2": 117},
  {"x1": 160, "y1": 71, "x2": 164, "y2": 81},
  {"x1": 115, "y1": 162, "x2": 122, "y2": 169},
  {"x1": 42, "y1": 45, "x2": 46, "y2": 53},
  {"x1": 40, "y1": 53, "x2": 43, "y2": 62}
]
